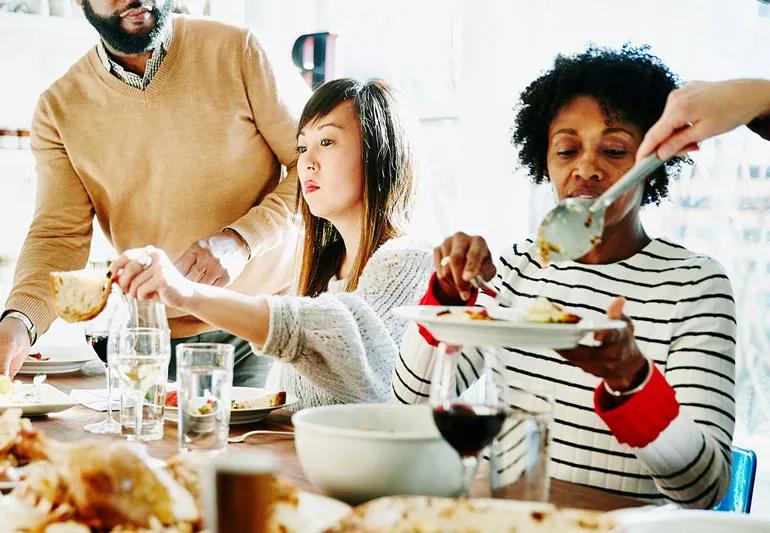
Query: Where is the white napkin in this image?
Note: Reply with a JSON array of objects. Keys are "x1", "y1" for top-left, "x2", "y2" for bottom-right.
[{"x1": 70, "y1": 388, "x2": 120, "y2": 412}]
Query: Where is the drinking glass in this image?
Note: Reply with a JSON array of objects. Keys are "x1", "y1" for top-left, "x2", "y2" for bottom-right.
[
  {"x1": 430, "y1": 342, "x2": 506, "y2": 497},
  {"x1": 83, "y1": 294, "x2": 169, "y2": 435},
  {"x1": 177, "y1": 343, "x2": 234, "y2": 454},
  {"x1": 115, "y1": 327, "x2": 170, "y2": 442},
  {"x1": 112, "y1": 296, "x2": 169, "y2": 331},
  {"x1": 82, "y1": 285, "x2": 122, "y2": 435},
  {"x1": 205, "y1": 451, "x2": 276, "y2": 533},
  {"x1": 489, "y1": 380, "x2": 554, "y2": 502}
]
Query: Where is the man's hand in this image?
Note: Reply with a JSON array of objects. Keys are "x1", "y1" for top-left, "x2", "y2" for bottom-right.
[
  {"x1": 174, "y1": 229, "x2": 250, "y2": 287},
  {"x1": 0, "y1": 317, "x2": 32, "y2": 377}
]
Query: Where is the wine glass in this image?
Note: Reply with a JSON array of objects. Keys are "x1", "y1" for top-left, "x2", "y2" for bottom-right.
[
  {"x1": 82, "y1": 285, "x2": 122, "y2": 434},
  {"x1": 430, "y1": 342, "x2": 506, "y2": 497}
]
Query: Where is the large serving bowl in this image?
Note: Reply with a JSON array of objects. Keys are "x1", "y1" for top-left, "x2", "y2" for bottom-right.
[{"x1": 292, "y1": 403, "x2": 462, "y2": 503}]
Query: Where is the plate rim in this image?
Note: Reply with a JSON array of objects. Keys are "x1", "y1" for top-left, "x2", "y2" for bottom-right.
[
  {"x1": 0, "y1": 383, "x2": 77, "y2": 414},
  {"x1": 393, "y1": 304, "x2": 626, "y2": 332},
  {"x1": 163, "y1": 387, "x2": 298, "y2": 421}
]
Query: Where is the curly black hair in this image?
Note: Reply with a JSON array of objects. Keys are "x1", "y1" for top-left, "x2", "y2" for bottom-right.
[{"x1": 512, "y1": 44, "x2": 689, "y2": 205}]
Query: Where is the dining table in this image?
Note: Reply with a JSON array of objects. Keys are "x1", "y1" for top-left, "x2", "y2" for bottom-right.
[{"x1": 31, "y1": 372, "x2": 646, "y2": 513}]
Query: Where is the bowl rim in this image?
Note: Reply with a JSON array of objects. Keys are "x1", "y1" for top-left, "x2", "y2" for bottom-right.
[{"x1": 292, "y1": 403, "x2": 442, "y2": 441}]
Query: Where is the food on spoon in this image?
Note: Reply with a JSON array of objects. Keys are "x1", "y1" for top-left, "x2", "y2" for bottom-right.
[
  {"x1": 27, "y1": 353, "x2": 51, "y2": 362},
  {"x1": 436, "y1": 308, "x2": 500, "y2": 321},
  {"x1": 49, "y1": 269, "x2": 112, "y2": 322},
  {"x1": 231, "y1": 391, "x2": 287, "y2": 410},
  {"x1": 523, "y1": 297, "x2": 581, "y2": 324},
  {"x1": 536, "y1": 232, "x2": 563, "y2": 265}
]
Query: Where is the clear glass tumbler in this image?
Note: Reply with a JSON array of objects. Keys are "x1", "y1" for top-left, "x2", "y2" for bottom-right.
[
  {"x1": 177, "y1": 343, "x2": 234, "y2": 454},
  {"x1": 116, "y1": 327, "x2": 170, "y2": 442},
  {"x1": 489, "y1": 379, "x2": 554, "y2": 502}
]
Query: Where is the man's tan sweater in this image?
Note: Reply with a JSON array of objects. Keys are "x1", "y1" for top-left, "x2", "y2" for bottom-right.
[{"x1": 5, "y1": 17, "x2": 309, "y2": 338}]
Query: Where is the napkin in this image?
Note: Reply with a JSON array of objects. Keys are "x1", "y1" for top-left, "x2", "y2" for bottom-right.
[{"x1": 70, "y1": 388, "x2": 120, "y2": 412}]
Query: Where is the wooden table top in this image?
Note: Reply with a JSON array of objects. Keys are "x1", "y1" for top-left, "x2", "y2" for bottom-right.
[{"x1": 29, "y1": 372, "x2": 645, "y2": 512}]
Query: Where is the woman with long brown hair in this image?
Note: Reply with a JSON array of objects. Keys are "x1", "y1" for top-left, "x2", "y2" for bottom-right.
[{"x1": 111, "y1": 78, "x2": 432, "y2": 408}]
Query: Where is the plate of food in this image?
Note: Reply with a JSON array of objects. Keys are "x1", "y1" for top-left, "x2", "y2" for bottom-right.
[
  {"x1": 18, "y1": 346, "x2": 94, "y2": 375},
  {"x1": 325, "y1": 495, "x2": 617, "y2": 532},
  {"x1": 0, "y1": 409, "x2": 54, "y2": 494},
  {"x1": 163, "y1": 387, "x2": 298, "y2": 425},
  {"x1": 393, "y1": 297, "x2": 625, "y2": 349},
  {"x1": 0, "y1": 376, "x2": 76, "y2": 417},
  {"x1": 0, "y1": 416, "x2": 350, "y2": 532}
]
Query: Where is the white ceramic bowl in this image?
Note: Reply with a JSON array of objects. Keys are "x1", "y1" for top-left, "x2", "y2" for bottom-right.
[{"x1": 292, "y1": 403, "x2": 462, "y2": 504}]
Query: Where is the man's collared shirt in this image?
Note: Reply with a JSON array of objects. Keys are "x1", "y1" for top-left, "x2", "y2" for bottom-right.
[{"x1": 96, "y1": 21, "x2": 173, "y2": 90}]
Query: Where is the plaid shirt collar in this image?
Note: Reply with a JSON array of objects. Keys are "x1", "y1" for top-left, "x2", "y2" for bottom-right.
[{"x1": 96, "y1": 19, "x2": 173, "y2": 90}]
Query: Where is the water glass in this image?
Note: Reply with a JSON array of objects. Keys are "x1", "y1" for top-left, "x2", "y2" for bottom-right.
[
  {"x1": 177, "y1": 343, "x2": 234, "y2": 454},
  {"x1": 116, "y1": 327, "x2": 170, "y2": 442},
  {"x1": 489, "y1": 380, "x2": 554, "y2": 502}
]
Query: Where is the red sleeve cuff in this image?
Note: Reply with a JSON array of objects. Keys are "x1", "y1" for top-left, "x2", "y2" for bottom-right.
[
  {"x1": 417, "y1": 272, "x2": 478, "y2": 346},
  {"x1": 594, "y1": 366, "x2": 680, "y2": 448}
]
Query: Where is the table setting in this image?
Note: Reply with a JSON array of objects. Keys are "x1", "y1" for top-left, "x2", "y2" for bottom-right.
[{"x1": 0, "y1": 265, "x2": 765, "y2": 532}]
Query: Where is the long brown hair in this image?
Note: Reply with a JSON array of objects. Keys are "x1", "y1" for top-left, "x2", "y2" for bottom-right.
[{"x1": 296, "y1": 78, "x2": 416, "y2": 296}]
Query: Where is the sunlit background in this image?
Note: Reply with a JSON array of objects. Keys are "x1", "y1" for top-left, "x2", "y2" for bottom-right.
[{"x1": 0, "y1": 0, "x2": 768, "y2": 510}]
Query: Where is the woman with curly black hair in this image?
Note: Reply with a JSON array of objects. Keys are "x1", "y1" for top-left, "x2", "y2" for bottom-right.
[{"x1": 394, "y1": 45, "x2": 736, "y2": 508}]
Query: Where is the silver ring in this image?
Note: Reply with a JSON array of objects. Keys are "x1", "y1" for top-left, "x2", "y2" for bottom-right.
[
  {"x1": 440, "y1": 256, "x2": 451, "y2": 268},
  {"x1": 135, "y1": 246, "x2": 154, "y2": 270},
  {"x1": 136, "y1": 253, "x2": 152, "y2": 270}
]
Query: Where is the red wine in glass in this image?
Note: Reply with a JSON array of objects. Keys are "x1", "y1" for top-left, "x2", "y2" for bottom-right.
[
  {"x1": 85, "y1": 333, "x2": 109, "y2": 363},
  {"x1": 433, "y1": 403, "x2": 506, "y2": 457}
]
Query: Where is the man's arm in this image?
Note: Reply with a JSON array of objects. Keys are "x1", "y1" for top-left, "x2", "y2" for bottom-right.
[
  {"x1": 4, "y1": 95, "x2": 94, "y2": 336},
  {"x1": 225, "y1": 30, "x2": 311, "y2": 257}
]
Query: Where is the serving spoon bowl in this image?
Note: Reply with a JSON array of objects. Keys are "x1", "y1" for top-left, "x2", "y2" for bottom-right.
[{"x1": 536, "y1": 154, "x2": 665, "y2": 263}]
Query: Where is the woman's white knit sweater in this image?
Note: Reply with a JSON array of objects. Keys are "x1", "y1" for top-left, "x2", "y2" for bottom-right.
[{"x1": 258, "y1": 237, "x2": 433, "y2": 408}]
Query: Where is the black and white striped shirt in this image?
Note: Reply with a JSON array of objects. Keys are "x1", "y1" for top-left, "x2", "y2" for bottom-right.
[{"x1": 393, "y1": 237, "x2": 736, "y2": 508}]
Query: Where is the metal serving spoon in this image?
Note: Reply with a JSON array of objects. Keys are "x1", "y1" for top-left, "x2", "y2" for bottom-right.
[{"x1": 536, "y1": 154, "x2": 665, "y2": 264}]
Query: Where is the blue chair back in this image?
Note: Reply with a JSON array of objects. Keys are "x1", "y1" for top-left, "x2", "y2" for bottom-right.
[{"x1": 713, "y1": 447, "x2": 757, "y2": 513}]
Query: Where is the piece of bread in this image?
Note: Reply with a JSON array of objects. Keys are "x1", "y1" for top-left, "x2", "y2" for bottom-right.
[
  {"x1": 49, "y1": 269, "x2": 112, "y2": 323},
  {"x1": 232, "y1": 391, "x2": 286, "y2": 410}
]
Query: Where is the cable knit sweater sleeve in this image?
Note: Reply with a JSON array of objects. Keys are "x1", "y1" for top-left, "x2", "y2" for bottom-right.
[{"x1": 259, "y1": 239, "x2": 433, "y2": 404}]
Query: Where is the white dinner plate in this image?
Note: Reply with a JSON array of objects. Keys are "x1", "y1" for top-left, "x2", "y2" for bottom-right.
[
  {"x1": 393, "y1": 305, "x2": 626, "y2": 349},
  {"x1": 164, "y1": 387, "x2": 298, "y2": 425},
  {"x1": 0, "y1": 383, "x2": 77, "y2": 416},
  {"x1": 18, "y1": 346, "x2": 95, "y2": 375},
  {"x1": 614, "y1": 509, "x2": 770, "y2": 532},
  {"x1": 273, "y1": 491, "x2": 351, "y2": 533}
]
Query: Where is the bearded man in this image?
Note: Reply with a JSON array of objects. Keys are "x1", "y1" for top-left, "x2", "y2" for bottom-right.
[{"x1": 0, "y1": 0, "x2": 310, "y2": 386}]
